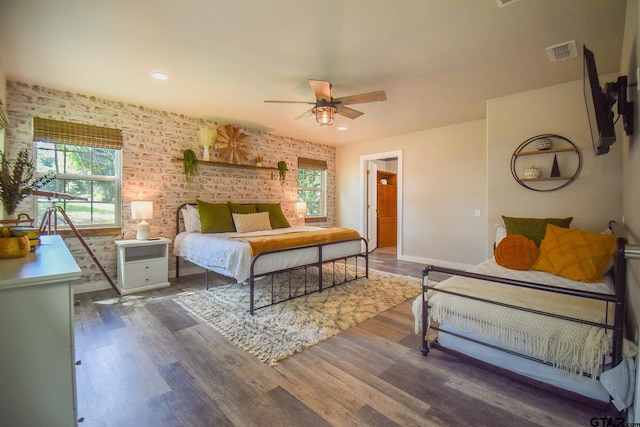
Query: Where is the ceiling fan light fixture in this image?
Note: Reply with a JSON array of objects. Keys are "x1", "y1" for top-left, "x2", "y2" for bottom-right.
[{"x1": 313, "y1": 101, "x2": 337, "y2": 126}]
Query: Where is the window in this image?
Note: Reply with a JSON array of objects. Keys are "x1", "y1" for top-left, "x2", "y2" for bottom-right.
[
  {"x1": 33, "y1": 118, "x2": 122, "y2": 227},
  {"x1": 297, "y1": 157, "x2": 327, "y2": 218}
]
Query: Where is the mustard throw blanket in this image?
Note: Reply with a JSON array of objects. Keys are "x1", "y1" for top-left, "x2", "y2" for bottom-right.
[
  {"x1": 232, "y1": 228, "x2": 361, "y2": 256},
  {"x1": 428, "y1": 276, "x2": 613, "y2": 378}
]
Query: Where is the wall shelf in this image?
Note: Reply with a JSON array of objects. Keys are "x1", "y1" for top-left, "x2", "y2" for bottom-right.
[
  {"x1": 172, "y1": 157, "x2": 279, "y2": 171},
  {"x1": 510, "y1": 134, "x2": 582, "y2": 192}
]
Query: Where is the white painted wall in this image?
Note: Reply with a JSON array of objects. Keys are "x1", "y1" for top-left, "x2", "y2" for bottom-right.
[
  {"x1": 337, "y1": 119, "x2": 488, "y2": 269},
  {"x1": 487, "y1": 78, "x2": 623, "y2": 256}
]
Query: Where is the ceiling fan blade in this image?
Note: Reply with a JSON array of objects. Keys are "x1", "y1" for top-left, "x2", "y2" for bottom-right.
[
  {"x1": 334, "y1": 90, "x2": 387, "y2": 105},
  {"x1": 294, "y1": 108, "x2": 314, "y2": 121},
  {"x1": 336, "y1": 104, "x2": 364, "y2": 119},
  {"x1": 264, "y1": 100, "x2": 315, "y2": 104},
  {"x1": 309, "y1": 80, "x2": 332, "y2": 101}
]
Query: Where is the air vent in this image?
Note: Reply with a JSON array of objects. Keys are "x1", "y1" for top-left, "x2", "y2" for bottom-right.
[
  {"x1": 546, "y1": 40, "x2": 578, "y2": 62},
  {"x1": 496, "y1": 0, "x2": 520, "y2": 7}
]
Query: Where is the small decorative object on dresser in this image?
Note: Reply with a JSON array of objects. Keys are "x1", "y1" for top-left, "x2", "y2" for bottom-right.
[
  {"x1": 0, "y1": 235, "x2": 30, "y2": 258},
  {"x1": 115, "y1": 238, "x2": 171, "y2": 295},
  {"x1": 0, "y1": 149, "x2": 56, "y2": 218}
]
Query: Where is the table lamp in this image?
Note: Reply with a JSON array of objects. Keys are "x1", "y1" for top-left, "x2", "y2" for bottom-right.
[
  {"x1": 295, "y1": 201, "x2": 307, "y2": 226},
  {"x1": 131, "y1": 201, "x2": 153, "y2": 240}
]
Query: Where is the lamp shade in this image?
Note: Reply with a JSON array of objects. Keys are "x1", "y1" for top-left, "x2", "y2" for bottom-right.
[
  {"x1": 295, "y1": 201, "x2": 307, "y2": 216},
  {"x1": 131, "y1": 201, "x2": 153, "y2": 240},
  {"x1": 131, "y1": 201, "x2": 153, "y2": 220}
]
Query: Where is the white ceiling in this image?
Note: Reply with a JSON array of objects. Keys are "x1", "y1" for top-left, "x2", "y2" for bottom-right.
[{"x1": 0, "y1": 0, "x2": 628, "y2": 146}]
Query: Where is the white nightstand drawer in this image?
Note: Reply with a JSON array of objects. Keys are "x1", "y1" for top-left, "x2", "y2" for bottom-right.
[{"x1": 123, "y1": 260, "x2": 167, "y2": 287}]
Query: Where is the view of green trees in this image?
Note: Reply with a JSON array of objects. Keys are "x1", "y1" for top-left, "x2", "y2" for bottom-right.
[
  {"x1": 35, "y1": 142, "x2": 117, "y2": 225},
  {"x1": 297, "y1": 168, "x2": 324, "y2": 217}
]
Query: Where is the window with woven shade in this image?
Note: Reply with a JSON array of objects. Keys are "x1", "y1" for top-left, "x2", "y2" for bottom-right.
[
  {"x1": 33, "y1": 117, "x2": 123, "y2": 227},
  {"x1": 297, "y1": 157, "x2": 327, "y2": 218}
]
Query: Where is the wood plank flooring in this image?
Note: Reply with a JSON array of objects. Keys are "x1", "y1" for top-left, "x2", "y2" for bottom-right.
[{"x1": 74, "y1": 248, "x2": 616, "y2": 426}]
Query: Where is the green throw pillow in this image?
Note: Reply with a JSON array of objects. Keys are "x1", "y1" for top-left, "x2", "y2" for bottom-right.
[
  {"x1": 197, "y1": 199, "x2": 235, "y2": 233},
  {"x1": 502, "y1": 215, "x2": 572, "y2": 247},
  {"x1": 228, "y1": 202, "x2": 257, "y2": 214},
  {"x1": 256, "y1": 203, "x2": 290, "y2": 229}
]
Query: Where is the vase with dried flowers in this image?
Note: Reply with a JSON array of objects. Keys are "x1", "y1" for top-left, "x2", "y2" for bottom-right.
[
  {"x1": 199, "y1": 126, "x2": 215, "y2": 161},
  {"x1": 0, "y1": 149, "x2": 56, "y2": 218}
]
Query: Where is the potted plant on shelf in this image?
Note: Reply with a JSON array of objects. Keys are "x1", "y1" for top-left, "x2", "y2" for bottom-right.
[
  {"x1": 277, "y1": 161, "x2": 287, "y2": 186},
  {"x1": 182, "y1": 149, "x2": 198, "y2": 184},
  {"x1": 254, "y1": 155, "x2": 264, "y2": 167},
  {"x1": 0, "y1": 148, "x2": 56, "y2": 218}
]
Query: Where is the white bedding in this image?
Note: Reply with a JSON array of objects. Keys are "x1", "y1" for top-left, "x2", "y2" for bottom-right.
[
  {"x1": 174, "y1": 226, "x2": 364, "y2": 283},
  {"x1": 413, "y1": 258, "x2": 616, "y2": 378}
]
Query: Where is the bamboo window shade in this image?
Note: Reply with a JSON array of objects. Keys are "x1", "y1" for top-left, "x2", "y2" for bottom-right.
[
  {"x1": 298, "y1": 157, "x2": 327, "y2": 170},
  {"x1": 33, "y1": 117, "x2": 123, "y2": 149},
  {"x1": 0, "y1": 100, "x2": 8, "y2": 129}
]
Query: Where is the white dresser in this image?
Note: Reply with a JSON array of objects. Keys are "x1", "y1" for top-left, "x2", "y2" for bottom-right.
[
  {"x1": 0, "y1": 234, "x2": 83, "y2": 426},
  {"x1": 115, "y1": 238, "x2": 171, "y2": 295}
]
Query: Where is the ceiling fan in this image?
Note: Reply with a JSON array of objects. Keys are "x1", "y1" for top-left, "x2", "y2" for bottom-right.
[{"x1": 264, "y1": 80, "x2": 387, "y2": 125}]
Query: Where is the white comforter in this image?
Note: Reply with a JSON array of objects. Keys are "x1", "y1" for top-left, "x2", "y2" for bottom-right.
[{"x1": 174, "y1": 225, "x2": 348, "y2": 283}]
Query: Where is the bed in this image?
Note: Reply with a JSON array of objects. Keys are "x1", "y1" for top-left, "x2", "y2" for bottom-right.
[
  {"x1": 413, "y1": 218, "x2": 635, "y2": 412},
  {"x1": 174, "y1": 202, "x2": 368, "y2": 314}
]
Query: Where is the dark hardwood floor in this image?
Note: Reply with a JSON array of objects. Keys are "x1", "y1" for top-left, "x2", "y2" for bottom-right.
[{"x1": 74, "y1": 248, "x2": 614, "y2": 426}]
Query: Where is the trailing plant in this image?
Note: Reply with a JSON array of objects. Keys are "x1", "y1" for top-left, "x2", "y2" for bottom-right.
[
  {"x1": 277, "y1": 161, "x2": 288, "y2": 186},
  {"x1": 183, "y1": 149, "x2": 198, "y2": 184},
  {"x1": 0, "y1": 149, "x2": 56, "y2": 217}
]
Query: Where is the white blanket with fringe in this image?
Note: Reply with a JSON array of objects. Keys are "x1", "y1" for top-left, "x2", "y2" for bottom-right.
[{"x1": 417, "y1": 273, "x2": 613, "y2": 378}]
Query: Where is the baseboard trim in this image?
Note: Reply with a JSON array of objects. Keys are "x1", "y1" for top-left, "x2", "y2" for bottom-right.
[{"x1": 397, "y1": 254, "x2": 473, "y2": 271}]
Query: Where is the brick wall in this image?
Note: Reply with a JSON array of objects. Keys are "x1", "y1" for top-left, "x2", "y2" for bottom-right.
[{"x1": 5, "y1": 81, "x2": 336, "y2": 292}]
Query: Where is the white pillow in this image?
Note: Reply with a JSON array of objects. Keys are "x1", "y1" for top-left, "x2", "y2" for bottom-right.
[
  {"x1": 185, "y1": 204, "x2": 201, "y2": 233},
  {"x1": 181, "y1": 207, "x2": 191, "y2": 232},
  {"x1": 495, "y1": 224, "x2": 507, "y2": 246},
  {"x1": 232, "y1": 212, "x2": 272, "y2": 233}
]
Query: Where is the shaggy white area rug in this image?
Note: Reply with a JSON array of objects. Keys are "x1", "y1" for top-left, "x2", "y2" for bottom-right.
[{"x1": 174, "y1": 267, "x2": 421, "y2": 365}]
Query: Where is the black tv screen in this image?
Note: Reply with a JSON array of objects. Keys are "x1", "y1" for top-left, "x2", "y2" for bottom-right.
[{"x1": 583, "y1": 45, "x2": 616, "y2": 156}]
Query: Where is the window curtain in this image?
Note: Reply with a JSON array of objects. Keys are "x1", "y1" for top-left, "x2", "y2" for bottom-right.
[
  {"x1": 32, "y1": 117, "x2": 123, "y2": 149},
  {"x1": 297, "y1": 157, "x2": 327, "y2": 171}
]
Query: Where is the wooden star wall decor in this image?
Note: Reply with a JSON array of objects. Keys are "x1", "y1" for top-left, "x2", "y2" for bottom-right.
[{"x1": 214, "y1": 124, "x2": 250, "y2": 164}]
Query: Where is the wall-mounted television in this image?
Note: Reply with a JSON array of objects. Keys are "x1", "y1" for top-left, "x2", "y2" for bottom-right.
[{"x1": 583, "y1": 45, "x2": 634, "y2": 156}]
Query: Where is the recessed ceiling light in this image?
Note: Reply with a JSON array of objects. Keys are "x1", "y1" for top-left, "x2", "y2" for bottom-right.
[
  {"x1": 338, "y1": 125, "x2": 348, "y2": 131},
  {"x1": 151, "y1": 71, "x2": 170, "y2": 80}
]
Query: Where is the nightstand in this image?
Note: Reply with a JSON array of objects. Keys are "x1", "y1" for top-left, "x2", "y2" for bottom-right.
[{"x1": 115, "y1": 238, "x2": 171, "y2": 295}]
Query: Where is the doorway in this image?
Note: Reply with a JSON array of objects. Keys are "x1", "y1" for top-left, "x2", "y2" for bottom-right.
[{"x1": 361, "y1": 150, "x2": 402, "y2": 257}]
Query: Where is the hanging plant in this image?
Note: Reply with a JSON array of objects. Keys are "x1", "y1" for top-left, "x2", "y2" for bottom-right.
[
  {"x1": 0, "y1": 149, "x2": 56, "y2": 217},
  {"x1": 277, "y1": 161, "x2": 288, "y2": 186},
  {"x1": 182, "y1": 149, "x2": 198, "y2": 184}
]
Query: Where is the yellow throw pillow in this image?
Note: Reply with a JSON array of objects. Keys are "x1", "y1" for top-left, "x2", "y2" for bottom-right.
[
  {"x1": 531, "y1": 224, "x2": 617, "y2": 283},
  {"x1": 494, "y1": 234, "x2": 539, "y2": 270}
]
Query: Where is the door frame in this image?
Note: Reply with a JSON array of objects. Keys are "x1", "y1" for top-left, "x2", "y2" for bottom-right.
[{"x1": 359, "y1": 150, "x2": 403, "y2": 257}]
